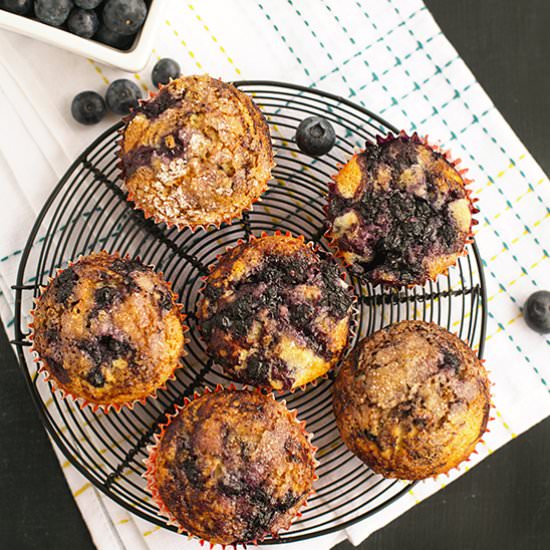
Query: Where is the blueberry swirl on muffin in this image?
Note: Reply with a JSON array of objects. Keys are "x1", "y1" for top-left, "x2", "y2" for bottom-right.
[
  {"x1": 31, "y1": 252, "x2": 186, "y2": 409},
  {"x1": 197, "y1": 234, "x2": 354, "y2": 390},
  {"x1": 120, "y1": 74, "x2": 274, "y2": 229},
  {"x1": 147, "y1": 389, "x2": 316, "y2": 545},
  {"x1": 327, "y1": 132, "x2": 475, "y2": 286},
  {"x1": 333, "y1": 320, "x2": 490, "y2": 480}
]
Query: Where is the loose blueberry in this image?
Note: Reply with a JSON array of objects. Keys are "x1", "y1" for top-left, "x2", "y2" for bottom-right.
[
  {"x1": 0, "y1": 0, "x2": 33, "y2": 15},
  {"x1": 94, "y1": 23, "x2": 134, "y2": 50},
  {"x1": 102, "y1": 0, "x2": 147, "y2": 36},
  {"x1": 67, "y1": 8, "x2": 99, "y2": 38},
  {"x1": 524, "y1": 290, "x2": 550, "y2": 334},
  {"x1": 74, "y1": 0, "x2": 102, "y2": 7},
  {"x1": 34, "y1": 0, "x2": 73, "y2": 27},
  {"x1": 151, "y1": 58, "x2": 181, "y2": 88},
  {"x1": 295, "y1": 116, "x2": 336, "y2": 156},
  {"x1": 105, "y1": 78, "x2": 142, "y2": 115},
  {"x1": 71, "y1": 91, "x2": 106, "y2": 125}
]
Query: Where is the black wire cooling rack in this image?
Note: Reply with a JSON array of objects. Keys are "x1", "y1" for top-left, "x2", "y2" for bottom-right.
[{"x1": 12, "y1": 81, "x2": 487, "y2": 543}]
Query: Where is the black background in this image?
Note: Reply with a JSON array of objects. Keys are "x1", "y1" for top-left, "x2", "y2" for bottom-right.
[{"x1": 1, "y1": 1, "x2": 549, "y2": 549}]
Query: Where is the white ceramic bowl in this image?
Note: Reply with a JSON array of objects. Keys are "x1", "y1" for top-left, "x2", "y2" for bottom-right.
[{"x1": 0, "y1": 1, "x2": 164, "y2": 72}]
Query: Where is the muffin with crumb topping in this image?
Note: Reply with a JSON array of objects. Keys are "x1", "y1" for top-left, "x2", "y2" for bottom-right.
[
  {"x1": 197, "y1": 234, "x2": 354, "y2": 390},
  {"x1": 327, "y1": 132, "x2": 475, "y2": 286},
  {"x1": 31, "y1": 251, "x2": 186, "y2": 409},
  {"x1": 333, "y1": 320, "x2": 490, "y2": 480},
  {"x1": 120, "y1": 74, "x2": 273, "y2": 229},
  {"x1": 146, "y1": 388, "x2": 316, "y2": 545}
]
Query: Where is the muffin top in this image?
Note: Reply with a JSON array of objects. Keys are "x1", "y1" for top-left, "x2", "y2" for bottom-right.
[
  {"x1": 31, "y1": 252, "x2": 185, "y2": 408},
  {"x1": 333, "y1": 320, "x2": 490, "y2": 479},
  {"x1": 327, "y1": 132, "x2": 474, "y2": 286},
  {"x1": 197, "y1": 234, "x2": 354, "y2": 390},
  {"x1": 152, "y1": 389, "x2": 316, "y2": 545},
  {"x1": 120, "y1": 74, "x2": 273, "y2": 229}
]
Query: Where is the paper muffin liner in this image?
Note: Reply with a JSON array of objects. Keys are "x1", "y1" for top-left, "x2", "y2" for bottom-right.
[
  {"x1": 117, "y1": 81, "x2": 275, "y2": 234},
  {"x1": 143, "y1": 384, "x2": 319, "y2": 547},
  {"x1": 29, "y1": 251, "x2": 189, "y2": 414},
  {"x1": 325, "y1": 130, "x2": 478, "y2": 287},
  {"x1": 195, "y1": 230, "x2": 357, "y2": 393}
]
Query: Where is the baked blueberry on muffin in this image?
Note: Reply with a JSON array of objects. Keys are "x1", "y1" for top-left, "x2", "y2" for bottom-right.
[
  {"x1": 146, "y1": 388, "x2": 316, "y2": 545},
  {"x1": 31, "y1": 252, "x2": 186, "y2": 409},
  {"x1": 120, "y1": 74, "x2": 273, "y2": 229},
  {"x1": 333, "y1": 320, "x2": 490, "y2": 480},
  {"x1": 196, "y1": 234, "x2": 354, "y2": 390},
  {"x1": 327, "y1": 132, "x2": 475, "y2": 286}
]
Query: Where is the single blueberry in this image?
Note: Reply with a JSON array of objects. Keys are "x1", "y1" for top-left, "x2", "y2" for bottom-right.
[
  {"x1": 74, "y1": 0, "x2": 101, "y2": 7},
  {"x1": 105, "y1": 78, "x2": 142, "y2": 115},
  {"x1": 102, "y1": 0, "x2": 147, "y2": 36},
  {"x1": 67, "y1": 8, "x2": 99, "y2": 38},
  {"x1": 295, "y1": 116, "x2": 336, "y2": 156},
  {"x1": 94, "y1": 23, "x2": 134, "y2": 50},
  {"x1": 0, "y1": 0, "x2": 32, "y2": 15},
  {"x1": 71, "y1": 91, "x2": 106, "y2": 125},
  {"x1": 34, "y1": 0, "x2": 73, "y2": 27},
  {"x1": 524, "y1": 290, "x2": 550, "y2": 334},
  {"x1": 151, "y1": 58, "x2": 181, "y2": 88}
]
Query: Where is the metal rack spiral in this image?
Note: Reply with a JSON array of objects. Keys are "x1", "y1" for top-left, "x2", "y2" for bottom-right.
[{"x1": 12, "y1": 81, "x2": 487, "y2": 543}]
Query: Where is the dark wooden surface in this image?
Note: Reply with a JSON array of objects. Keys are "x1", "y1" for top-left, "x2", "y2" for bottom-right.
[{"x1": 1, "y1": 1, "x2": 549, "y2": 549}]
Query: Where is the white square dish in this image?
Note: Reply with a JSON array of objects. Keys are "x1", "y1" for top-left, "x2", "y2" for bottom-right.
[{"x1": 0, "y1": 1, "x2": 164, "y2": 72}]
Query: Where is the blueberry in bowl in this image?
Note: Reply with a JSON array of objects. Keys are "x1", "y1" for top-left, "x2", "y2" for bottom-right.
[
  {"x1": 34, "y1": 0, "x2": 73, "y2": 26},
  {"x1": 102, "y1": 0, "x2": 147, "y2": 35},
  {"x1": 94, "y1": 23, "x2": 134, "y2": 50},
  {"x1": 0, "y1": 0, "x2": 33, "y2": 15},
  {"x1": 75, "y1": 0, "x2": 102, "y2": 7},
  {"x1": 67, "y1": 7, "x2": 99, "y2": 38}
]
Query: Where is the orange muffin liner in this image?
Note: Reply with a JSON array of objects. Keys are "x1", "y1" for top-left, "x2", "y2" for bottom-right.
[
  {"x1": 118, "y1": 84, "x2": 274, "y2": 234},
  {"x1": 195, "y1": 230, "x2": 358, "y2": 393},
  {"x1": 143, "y1": 384, "x2": 319, "y2": 547},
  {"x1": 28, "y1": 251, "x2": 189, "y2": 414},
  {"x1": 325, "y1": 130, "x2": 479, "y2": 287}
]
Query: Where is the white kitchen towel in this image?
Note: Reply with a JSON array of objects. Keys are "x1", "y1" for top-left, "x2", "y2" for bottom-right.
[{"x1": 0, "y1": 1, "x2": 549, "y2": 549}]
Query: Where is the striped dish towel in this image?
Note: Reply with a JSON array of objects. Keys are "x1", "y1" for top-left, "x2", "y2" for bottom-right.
[{"x1": 0, "y1": 1, "x2": 548, "y2": 548}]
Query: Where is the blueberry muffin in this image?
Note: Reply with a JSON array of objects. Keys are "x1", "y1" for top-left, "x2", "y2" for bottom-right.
[
  {"x1": 146, "y1": 388, "x2": 316, "y2": 545},
  {"x1": 31, "y1": 252, "x2": 186, "y2": 409},
  {"x1": 333, "y1": 320, "x2": 490, "y2": 479},
  {"x1": 120, "y1": 74, "x2": 273, "y2": 229},
  {"x1": 197, "y1": 234, "x2": 354, "y2": 390},
  {"x1": 327, "y1": 132, "x2": 475, "y2": 286}
]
